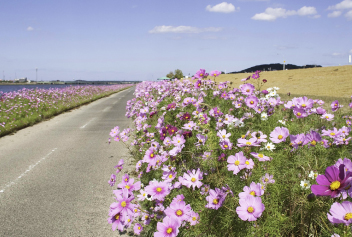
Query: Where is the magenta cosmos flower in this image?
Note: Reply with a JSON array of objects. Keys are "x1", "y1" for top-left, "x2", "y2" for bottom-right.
[
  {"x1": 227, "y1": 152, "x2": 247, "y2": 175},
  {"x1": 327, "y1": 201, "x2": 352, "y2": 226},
  {"x1": 250, "y1": 152, "x2": 271, "y2": 161},
  {"x1": 181, "y1": 168, "x2": 203, "y2": 190},
  {"x1": 269, "y1": 127, "x2": 290, "y2": 143},
  {"x1": 210, "y1": 70, "x2": 221, "y2": 77},
  {"x1": 145, "y1": 180, "x2": 171, "y2": 201},
  {"x1": 194, "y1": 69, "x2": 206, "y2": 79},
  {"x1": 117, "y1": 174, "x2": 141, "y2": 194},
  {"x1": 114, "y1": 159, "x2": 124, "y2": 174},
  {"x1": 154, "y1": 216, "x2": 181, "y2": 237},
  {"x1": 311, "y1": 165, "x2": 352, "y2": 198},
  {"x1": 164, "y1": 200, "x2": 192, "y2": 222},
  {"x1": 143, "y1": 147, "x2": 158, "y2": 166},
  {"x1": 236, "y1": 195, "x2": 265, "y2": 221},
  {"x1": 239, "y1": 182, "x2": 264, "y2": 199}
]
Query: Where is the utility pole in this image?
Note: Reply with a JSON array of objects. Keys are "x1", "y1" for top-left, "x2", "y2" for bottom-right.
[{"x1": 283, "y1": 61, "x2": 285, "y2": 70}]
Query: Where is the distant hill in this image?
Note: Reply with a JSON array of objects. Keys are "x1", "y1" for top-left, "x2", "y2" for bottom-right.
[{"x1": 228, "y1": 63, "x2": 322, "y2": 74}]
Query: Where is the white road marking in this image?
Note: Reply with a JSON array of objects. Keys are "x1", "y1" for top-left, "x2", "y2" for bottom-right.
[
  {"x1": 0, "y1": 148, "x2": 57, "y2": 194},
  {"x1": 103, "y1": 106, "x2": 111, "y2": 112},
  {"x1": 80, "y1": 118, "x2": 95, "y2": 129}
]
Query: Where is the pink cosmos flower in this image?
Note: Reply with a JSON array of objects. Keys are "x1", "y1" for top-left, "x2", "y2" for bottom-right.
[
  {"x1": 114, "y1": 159, "x2": 124, "y2": 174},
  {"x1": 189, "y1": 211, "x2": 200, "y2": 226},
  {"x1": 210, "y1": 70, "x2": 221, "y2": 77},
  {"x1": 145, "y1": 180, "x2": 171, "y2": 201},
  {"x1": 143, "y1": 147, "x2": 158, "y2": 166},
  {"x1": 154, "y1": 216, "x2": 181, "y2": 237},
  {"x1": 195, "y1": 69, "x2": 206, "y2": 79},
  {"x1": 244, "y1": 158, "x2": 254, "y2": 169},
  {"x1": 110, "y1": 188, "x2": 135, "y2": 221},
  {"x1": 245, "y1": 96, "x2": 258, "y2": 109},
  {"x1": 227, "y1": 152, "x2": 247, "y2": 175},
  {"x1": 236, "y1": 195, "x2": 265, "y2": 221},
  {"x1": 220, "y1": 140, "x2": 233, "y2": 150},
  {"x1": 217, "y1": 129, "x2": 231, "y2": 141},
  {"x1": 261, "y1": 173, "x2": 275, "y2": 185},
  {"x1": 108, "y1": 174, "x2": 116, "y2": 187},
  {"x1": 181, "y1": 168, "x2": 203, "y2": 190},
  {"x1": 164, "y1": 200, "x2": 192, "y2": 222},
  {"x1": 171, "y1": 134, "x2": 186, "y2": 147},
  {"x1": 293, "y1": 108, "x2": 308, "y2": 119},
  {"x1": 269, "y1": 127, "x2": 290, "y2": 143},
  {"x1": 133, "y1": 223, "x2": 143, "y2": 235},
  {"x1": 107, "y1": 210, "x2": 125, "y2": 232},
  {"x1": 321, "y1": 113, "x2": 334, "y2": 121},
  {"x1": 250, "y1": 152, "x2": 271, "y2": 161},
  {"x1": 117, "y1": 174, "x2": 141, "y2": 194},
  {"x1": 327, "y1": 201, "x2": 352, "y2": 226},
  {"x1": 237, "y1": 137, "x2": 260, "y2": 147},
  {"x1": 205, "y1": 188, "x2": 227, "y2": 210},
  {"x1": 240, "y1": 83, "x2": 255, "y2": 96},
  {"x1": 239, "y1": 182, "x2": 264, "y2": 199}
]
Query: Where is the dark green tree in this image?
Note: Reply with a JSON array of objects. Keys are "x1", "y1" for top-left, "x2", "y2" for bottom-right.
[{"x1": 166, "y1": 71, "x2": 175, "y2": 79}]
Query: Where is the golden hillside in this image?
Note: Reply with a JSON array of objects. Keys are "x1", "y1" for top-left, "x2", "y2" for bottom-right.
[{"x1": 213, "y1": 65, "x2": 352, "y2": 99}]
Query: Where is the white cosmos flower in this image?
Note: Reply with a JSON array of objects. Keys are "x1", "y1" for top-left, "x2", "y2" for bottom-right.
[
  {"x1": 264, "y1": 142, "x2": 275, "y2": 151},
  {"x1": 261, "y1": 112, "x2": 268, "y2": 121},
  {"x1": 278, "y1": 120, "x2": 286, "y2": 125},
  {"x1": 269, "y1": 91, "x2": 277, "y2": 97},
  {"x1": 300, "y1": 179, "x2": 311, "y2": 190},
  {"x1": 273, "y1": 87, "x2": 279, "y2": 90}
]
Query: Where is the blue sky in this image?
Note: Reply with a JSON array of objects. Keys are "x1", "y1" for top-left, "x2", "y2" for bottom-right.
[{"x1": 1, "y1": 0, "x2": 351, "y2": 81}]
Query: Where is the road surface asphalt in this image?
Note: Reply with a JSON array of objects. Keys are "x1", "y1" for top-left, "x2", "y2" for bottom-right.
[{"x1": 0, "y1": 87, "x2": 136, "y2": 236}]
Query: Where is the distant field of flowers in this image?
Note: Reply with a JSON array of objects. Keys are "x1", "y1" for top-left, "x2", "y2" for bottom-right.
[
  {"x1": 108, "y1": 69, "x2": 352, "y2": 237},
  {"x1": 0, "y1": 84, "x2": 131, "y2": 137}
]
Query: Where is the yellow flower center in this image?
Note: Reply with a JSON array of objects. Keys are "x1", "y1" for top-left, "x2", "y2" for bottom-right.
[
  {"x1": 247, "y1": 206, "x2": 254, "y2": 213},
  {"x1": 138, "y1": 226, "x2": 141, "y2": 230},
  {"x1": 250, "y1": 191, "x2": 256, "y2": 196},
  {"x1": 191, "y1": 177, "x2": 196, "y2": 182},
  {"x1": 127, "y1": 219, "x2": 131, "y2": 222},
  {"x1": 241, "y1": 135, "x2": 245, "y2": 138},
  {"x1": 246, "y1": 142, "x2": 252, "y2": 145},
  {"x1": 330, "y1": 132, "x2": 335, "y2": 136},
  {"x1": 172, "y1": 130, "x2": 174, "y2": 132},
  {"x1": 250, "y1": 101, "x2": 254, "y2": 104},
  {"x1": 264, "y1": 178, "x2": 269, "y2": 182},
  {"x1": 258, "y1": 154, "x2": 264, "y2": 158},
  {"x1": 311, "y1": 140, "x2": 316, "y2": 145},
  {"x1": 176, "y1": 210, "x2": 183, "y2": 216},
  {"x1": 234, "y1": 160, "x2": 240, "y2": 166},
  {"x1": 150, "y1": 153, "x2": 154, "y2": 158},
  {"x1": 246, "y1": 89, "x2": 250, "y2": 92},
  {"x1": 121, "y1": 201, "x2": 126, "y2": 207},
  {"x1": 125, "y1": 185, "x2": 130, "y2": 189},
  {"x1": 344, "y1": 213, "x2": 352, "y2": 220},
  {"x1": 325, "y1": 116, "x2": 329, "y2": 119},
  {"x1": 115, "y1": 214, "x2": 120, "y2": 220},
  {"x1": 143, "y1": 193, "x2": 146, "y2": 196},
  {"x1": 145, "y1": 215, "x2": 149, "y2": 219},
  {"x1": 278, "y1": 135, "x2": 283, "y2": 139},
  {"x1": 213, "y1": 199, "x2": 218, "y2": 204},
  {"x1": 297, "y1": 112, "x2": 301, "y2": 116},
  {"x1": 222, "y1": 135, "x2": 226, "y2": 138},
  {"x1": 330, "y1": 181, "x2": 340, "y2": 191},
  {"x1": 214, "y1": 74, "x2": 217, "y2": 76},
  {"x1": 169, "y1": 174, "x2": 173, "y2": 178},
  {"x1": 302, "y1": 104, "x2": 306, "y2": 107},
  {"x1": 125, "y1": 178, "x2": 128, "y2": 181},
  {"x1": 156, "y1": 187, "x2": 162, "y2": 192},
  {"x1": 134, "y1": 209, "x2": 138, "y2": 213},
  {"x1": 304, "y1": 183, "x2": 308, "y2": 187},
  {"x1": 245, "y1": 161, "x2": 250, "y2": 165},
  {"x1": 224, "y1": 145, "x2": 228, "y2": 148},
  {"x1": 192, "y1": 216, "x2": 197, "y2": 221},
  {"x1": 167, "y1": 228, "x2": 173, "y2": 234}
]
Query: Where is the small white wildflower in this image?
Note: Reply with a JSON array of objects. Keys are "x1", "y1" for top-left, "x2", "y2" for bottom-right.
[
  {"x1": 273, "y1": 86, "x2": 279, "y2": 90},
  {"x1": 300, "y1": 179, "x2": 311, "y2": 190},
  {"x1": 308, "y1": 171, "x2": 319, "y2": 180}
]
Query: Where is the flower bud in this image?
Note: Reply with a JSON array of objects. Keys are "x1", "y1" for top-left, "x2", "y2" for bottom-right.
[{"x1": 307, "y1": 193, "x2": 316, "y2": 202}]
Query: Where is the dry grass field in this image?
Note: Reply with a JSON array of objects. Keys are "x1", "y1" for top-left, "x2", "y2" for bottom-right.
[{"x1": 214, "y1": 65, "x2": 352, "y2": 99}]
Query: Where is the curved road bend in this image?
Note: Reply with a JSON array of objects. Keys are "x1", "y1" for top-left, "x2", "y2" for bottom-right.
[{"x1": 0, "y1": 87, "x2": 135, "y2": 236}]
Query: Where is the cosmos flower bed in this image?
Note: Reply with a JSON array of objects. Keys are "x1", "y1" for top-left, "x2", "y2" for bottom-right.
[
  {"x1": 108, "y1": 69, "x2": 352, "y2": 236},
  {"x1": 0, "y1": 84, "x2": 131, "y2": 136}
]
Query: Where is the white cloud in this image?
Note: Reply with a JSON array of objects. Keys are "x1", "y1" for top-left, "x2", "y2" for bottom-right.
[
  {"x1": 328, "y1": 0, "x2": 352, "y2": 10},
  {"x1": 297, "y1": 6, "x2": 317, "y2": 16},
  {"x1": 206, "y1": 2, "x2": 236, "y2": 13},
  {"x1": 149, "y1": 26, "x2": 223, "y2": 34},
  {"x1": 312, "y1": 15, "x2": 321, "y2": 19},
  {"x1": 332, "y1": 52, "x2": 344, "y2": 56},
  {"x1": 328, "y1": 11, "x2": 342, "y2": 18},
  {"x1": 345, "y1": 10, "x2": 352, "y2": 19},
  {"x1": 27, "y1": 26, "x2": 34, "y2": 31},
  {"x1": 350, "y1": 49, "x2": 352, "y2": 53},
  {"x1": 251, "y1": 7, "x2": 314, "y2": 21}
]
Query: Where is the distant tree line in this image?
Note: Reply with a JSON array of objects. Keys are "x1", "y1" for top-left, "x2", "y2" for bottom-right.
[{"x1": 166, "y1": 69, "x2": 184, "y2": 79}]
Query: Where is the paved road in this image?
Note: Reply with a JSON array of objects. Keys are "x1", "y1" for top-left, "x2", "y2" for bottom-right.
[{"x1": 0, "y1": 87, "x2": 135, "y2": 236}]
